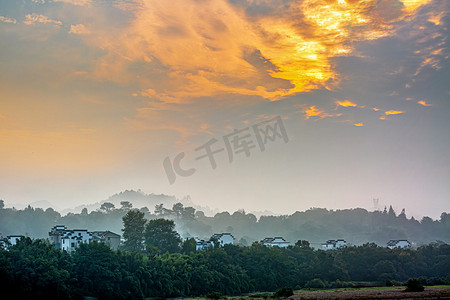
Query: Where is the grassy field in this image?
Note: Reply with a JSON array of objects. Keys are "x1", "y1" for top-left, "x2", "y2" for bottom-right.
[
  {"x1": 147, "y1": 286, "x2": 450, "y2": 299},
  {"x1": 245, "y1": 285, "x2": 450, "y2": 299},
  {"x1": 290, "y1": 285, "x2": 450, "y2": 299}
]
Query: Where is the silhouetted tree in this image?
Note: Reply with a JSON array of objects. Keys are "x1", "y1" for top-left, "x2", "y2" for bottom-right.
[
  {"x1": 100, "y1": 202, "x2": 115, "y2": 212},
  {"x1": 122, "y1": 210, "x2": 146, "y2": 252},
  {"x1": 388, "y1": 205, "x2": 396, "y2": 217},
  {"x1": 120, "y1": 201, "x2": 133, "y2": 210},
  {"x1": 144, "y1": 218, "x2": 181, "y2": 253}
]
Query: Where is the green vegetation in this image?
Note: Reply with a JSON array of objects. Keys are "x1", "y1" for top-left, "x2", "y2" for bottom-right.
[
  {"x1": 405, "y1": 278, "x2": 425, "y2": 292},
  {"x1": 273, "y1": 287, "x2": 294, "y2": 298},
  {"x1": 1, "y1": 233, "x2": 449, "y2": 299},
  {"x1": 0, "y1": 194, "x2": 449, "y2": 299},
  {"x1": 0, "y1": 191, "x2": 449, "y2": 249}
]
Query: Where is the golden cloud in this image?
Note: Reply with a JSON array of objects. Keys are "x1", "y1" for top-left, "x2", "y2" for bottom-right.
[
  {"x1": 302, "y1": 105, "x2": 340, "y2": 120},
  {"x1": 336, "y1": 100, "x2": 358, "y2": 107},
  {"x1": 417, "y1": 100, "x2": 431, "y2": 106},
  {"x1": 354, "y1": 123, "x2": 364, "y2": 127},
  {"x1": 87, "y1": 0, "x2": 433, "y2": 102},
  {"x1": 385, "y1": 110, "x2": 405, "y2": 115}
]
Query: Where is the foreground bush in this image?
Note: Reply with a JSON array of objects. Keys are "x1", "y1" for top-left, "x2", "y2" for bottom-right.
[
  {"x1": 273, "y1": 287, "x2": 294, "y2": 298},
  {"x1": 405, "y1": 278, "x2": 425, "y2": 292}
]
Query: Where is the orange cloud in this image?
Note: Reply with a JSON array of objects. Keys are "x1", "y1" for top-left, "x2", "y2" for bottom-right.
[
  {"x1": 336, "y1": 100, "x2": 357, "y2": 107},
  {"x1": 428, "y1": 11, "x2": 446, "y2": 26},
  {"x1": 354, "y1": 123, "x2": 364, "y2": 127},
  {"x1": 385, "y1": 110, "x2": 404, "y2": 115},
  {"x1": 303, "y1": 105, "x2": 339, "y2": 120},
  {"x1": 0, "y1": 16, "x2": 16, "y2": 24},
  {"x1": 85, "y1": 0, "x2": 433, "y2": 102},
  {"x1": 373, "y1": 107, "x2": 380, "y2": 111},
  {"x1": 418, "y1": 100, "x2": 431, "y2": 106},
  {"x1": 24, "y1": 14, "x2": 62, "y2": 26}
]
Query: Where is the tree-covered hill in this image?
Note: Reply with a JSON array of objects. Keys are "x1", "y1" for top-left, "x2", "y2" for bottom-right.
[{"x1": 0, "y1": 194, "x2": 448, "y2": 247}]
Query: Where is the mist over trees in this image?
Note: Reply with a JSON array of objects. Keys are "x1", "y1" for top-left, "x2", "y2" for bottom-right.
[{"x1": 0, "y1": 190, "x2": 449, "y2": 247}]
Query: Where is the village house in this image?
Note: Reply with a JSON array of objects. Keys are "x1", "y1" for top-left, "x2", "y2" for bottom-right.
[
  {"x1": 321, "y1": 239, "x2": 347, "y2": 250},
  {"x1": 49, "y1": 225, "x2": 120, "y2": 251},
  {"x1": 211, "y1": 233, "x2": 235, "y2": 246},
  {"x1": 0, "y1": 235, "x2": 25, "y2": 249},
  {"x1": 261, "y1": 237, "x2": 290, "y2": 248},
  {"x1": 195, "y1": 239, "x2": 213, "y2": 250},
  {"x1": 195, "y1": 233, "x2": 235, "y2": 250},
  {"x1": 387, "y1": 239, "x2": 411, "y2": 249},
  {"x1": 91, "y1": 231, "x2": 121, "y2": 250}
]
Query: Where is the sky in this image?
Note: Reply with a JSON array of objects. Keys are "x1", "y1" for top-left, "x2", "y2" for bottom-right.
[{"x1": 0, "y1": 0, "x2": 449, "y2": 220}]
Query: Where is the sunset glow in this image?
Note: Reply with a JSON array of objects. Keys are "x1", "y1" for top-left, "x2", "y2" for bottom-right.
[{"x1": 0, "y1": 0, "x2": 448, "y2": 218}]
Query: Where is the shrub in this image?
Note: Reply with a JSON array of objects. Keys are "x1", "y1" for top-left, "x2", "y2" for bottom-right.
[
  {"x1": 386, "y1": 280, "x2": 393, "y2": 287},
  {"x1": 249, "y1": 293, "x2": 272, "y2": 298},
  {"x1": 305, "y1": 278, "x2": 326, "y2": 289},
  {"x1": 329, "y1": 279, "x2": 355, "y2": 288},
  {"x1": 273, "y1": 287, "x2": 294, "y2": 298},
  {"x1": 404, "y1": 278, "x2": 424, "y2": 292},
  {"x1": 206, "y1": 291, "x2": 222, "y2": 299}
]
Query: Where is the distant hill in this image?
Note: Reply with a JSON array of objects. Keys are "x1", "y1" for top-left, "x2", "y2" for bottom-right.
[{"x1": 60, "y1": 190, "x2": 179, "y2": 215}]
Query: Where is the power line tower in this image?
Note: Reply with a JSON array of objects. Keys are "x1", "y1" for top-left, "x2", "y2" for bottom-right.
[{"x1": 373, "y1": 198, "x2": 379, "y2": 211}]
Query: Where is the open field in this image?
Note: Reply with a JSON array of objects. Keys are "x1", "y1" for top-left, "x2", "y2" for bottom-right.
[{"x1": 288, "y1": 286, "x2": 450, "y2": 299}]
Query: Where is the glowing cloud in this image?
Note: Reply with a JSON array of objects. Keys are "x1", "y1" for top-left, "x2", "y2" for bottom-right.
[
  {"x1": 373, "y1": 107, "x2": 380, "y2": 111},
  {"x1": 86, "y1": 0, "x2": 434, "y2": 102},
  {"x1": 24, "y1": 14, "x2": 62, "y2": 26},
  {"x1": 0, "y1": 16, "x2": 16, "y2": 24},
  {"x1": 302, "y1": 105, "x2": 339, "y2": 120},
  {"x1": 354, "y1": 123, "x2": 364, "y2": 127},
  {"x1": 418, "y1": 100, "x2": 431, "y2": 106},
  {"x1": 336, "y1": 100, "x2": 357, "y2": 107},
  {"x1": 385, "y1": 110, "x2": 405, "y2": 115},
  {"x1": 428, "y1": 11, "x2": 446, "y2": 26}
]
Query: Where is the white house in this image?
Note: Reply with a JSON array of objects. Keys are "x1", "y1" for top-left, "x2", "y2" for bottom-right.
[
  {"x1": 5, "y1": 235, "x2": 25, "y2": 248},
  {"x1": 60, "y1": 229, "x2": 92, "y2": 252},
  {"x1": 321, "y1": 239, "x2": 347, "y2": 250},
  {"x1": 211, "y1": 233, "x2": 234, "y2": 246},
  {"x1": 91, "y1": 231, "x2": 121, "y2": 250},
  {"x1": 49, "y1": 225, "x2": 120, "y2": 252},
  {"x1": 261, "y1": 237, "x2": 290, "y2": 248},
  {"x1": 195, "y1": 238, "x2": 213, "y2": 250},
  {"x1": 387, "y1": 239, "x2": 411, "y2": 249}
]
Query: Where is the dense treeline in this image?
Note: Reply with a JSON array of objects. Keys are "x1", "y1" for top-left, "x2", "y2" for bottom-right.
[
  {"x1": 0, "y1": 236, "x2": 449, "y2": 299},
  {"x1": 1, "y1": 192, "x2": 449, "y2": 247}
]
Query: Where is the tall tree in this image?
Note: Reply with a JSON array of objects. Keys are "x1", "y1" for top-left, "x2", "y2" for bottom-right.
[
  {"x1": 172, "y1": 202, "x2": 184, "y2": 217},
  {"x1": 100, "y1": 202, "x2": 115, "y2": 212},
  {"x1": 120, "y1": 201, "x2": 133, "y2": 210},
  {"x1": 388, "y1": 205, "x2": 396, "y2": 217},
  {"x1": 144, "y1": 218, "x2": 181, "y2": 253},
  {"x1": 122, "y1": 210, "x2": 147, "y2": 252}
]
